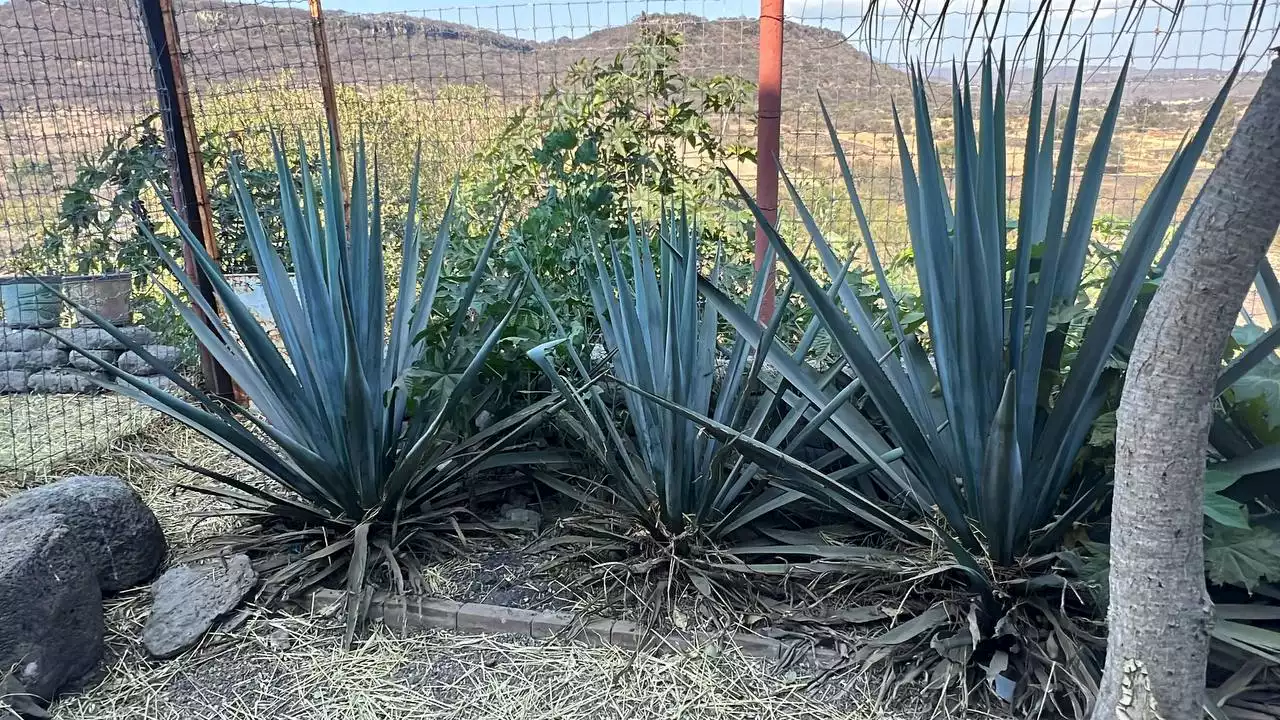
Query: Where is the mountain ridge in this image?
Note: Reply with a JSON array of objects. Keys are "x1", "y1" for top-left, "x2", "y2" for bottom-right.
[
  {"x1": 0, "y1": 0, "x2": 1256, "y2": 122},
  {"x1": 0, "y1": 0, "x2": 904, "y2": 111}
]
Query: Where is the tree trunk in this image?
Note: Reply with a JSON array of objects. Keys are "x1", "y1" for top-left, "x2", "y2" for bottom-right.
[{"x1": 1093, "y1": 56, "x2": 1280, "y2": 720}]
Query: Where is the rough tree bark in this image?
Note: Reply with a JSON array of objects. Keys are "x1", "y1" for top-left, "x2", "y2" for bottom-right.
[{"x1": 1093, "y1": 56, "x2": 1280, "y2": 720}]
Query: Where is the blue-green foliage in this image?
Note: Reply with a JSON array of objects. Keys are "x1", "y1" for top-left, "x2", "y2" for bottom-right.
[
  {"x1": 51, "y1": 133, "x2": 549, "y2": 536},
  {"x1": 528, "y1": 214, "x2": 911, "y2": 543},
  {"x1": 708, "y1": 43, "x2": 1235, "y2": 568}
]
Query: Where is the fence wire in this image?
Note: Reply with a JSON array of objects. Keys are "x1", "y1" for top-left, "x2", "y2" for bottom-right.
[
  {"x1": 0, "y1": 0, "x2": 1274, "y2": 475},
  {"x1": 0, "y1": 0, "x2": 172, "y2": 477}
]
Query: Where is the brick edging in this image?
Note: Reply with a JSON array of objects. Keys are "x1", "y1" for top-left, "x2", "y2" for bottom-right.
[{"x1": 306, "y1": 589, "x2": 841, "y2": 666}]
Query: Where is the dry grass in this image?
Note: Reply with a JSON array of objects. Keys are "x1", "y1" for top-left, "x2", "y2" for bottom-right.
[
  {"x1": 1, "y1": 419, "x2": 242, "y2": 553},
  {"x1": 53, "y1": 606, "x2": 899, "y2": 720},
  {"x1": 0, "y1": 393, "x2": 159, "y2": 479},
  {"x1": 1, "y1": 420, "x2": 944, "y2": 720}
]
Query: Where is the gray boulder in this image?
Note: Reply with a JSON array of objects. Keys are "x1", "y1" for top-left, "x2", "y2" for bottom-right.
[
  {"x1": 117, "y1": 345, "x2": 181, "y2": 375},
  {"x1": 0, "y1": 516, "x2": 104, "y2": 703},
  {"x1": 22, "y1": 349, "x2": 67, "y2": 370},
  {"x1": 142, "y1": 554, "x2": 257, "y2": 660},
  {"x1": 116, "y1": 326, "x2": 156, "y2": 346},
  {"x1": 0, "y1": 349, "x2": 66, "y2": 372},
  {"x1": 0, "y1": 329, "x2": 50, "y2": 352},
  {"x1": 69, "y1": 349, "x2": 120, "y2": 371},
  {"x1": 25, "y1": 370, "x2": 100, "y2": 395},
  {"x1": 48, "y1": 328, "x2": 123, "y2": 352},
  {"x1": 0, "y1": 371, "x2": 28, "y2": 394},
  {"x1": 0, "y1": 476, "x2": 166, "y2": 593},
  {"x1": 115, "y1": 351, "x2": 152, "y2": 375}
]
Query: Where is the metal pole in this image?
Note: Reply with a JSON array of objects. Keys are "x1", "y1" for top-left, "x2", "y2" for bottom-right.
[
  {"x1": 754, "y1": 0, "x2": 784, "y2": 322},
  {"x1": 139, "y1": 0, "x2": 235, "y2": 399},
  {"x1": 309, "y1": 0, "x2": 349, "y2": 227}
]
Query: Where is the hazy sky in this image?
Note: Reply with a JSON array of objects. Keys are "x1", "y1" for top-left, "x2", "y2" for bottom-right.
[{"x1": 310, "y1": 0, "x2": 1277, "y2": 70}]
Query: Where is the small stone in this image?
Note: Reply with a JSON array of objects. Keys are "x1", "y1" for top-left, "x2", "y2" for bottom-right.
[
  {"x1": 0, "y1": 476, "x2": 167, "y2": 594},
  {"x1": 115, "y1": 352, "x2": 153, "y2": 375},
  {"x1": 266, "y1": 627, "x2": 293, "y2": 652},
  {"x1": 0, "y1": 371, "x2": 29, "y2": 393},
  {"x1": 69, "y1": 349, "x2": 120, "y2": 371},
  {"x1": 502, "y1": 507, "x2": 541, "y2": 530},
  {"x1": 117, "y1": 325, "x2": 156, "y2": 346},
  {"x1": 0, "y1": 328, "x2": 50, "y2": 352},
  {"x1": 0, "y1": 515, "x2": 104, "y2": 702},
  {"x1": 118, "y1": 346, "x2": 181, "y2": 375},
  {"x1": 142, "y1": 554, "x2": 257, "y2": 660},
  {"x1": 26, "y1": 370, "x2": 100, "y2": 394},
  {"x1": 49, "y1": 327, "x2": 122, "y2": 351},
  {"x1": 2, "y1": 349, "x2": 68, "y2": 371},
  {"x1": 28, "y1": 348, "x2": 68, "y2": 369}
]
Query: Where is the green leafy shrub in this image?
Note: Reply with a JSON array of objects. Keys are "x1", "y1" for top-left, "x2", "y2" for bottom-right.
[
  {"x1": 429, "y1": 28, "x2": 757, "y2": 406},
  {"x1": 463, "y1": 27, "x2": 754, "y2": 244},
  {"x1": 31, "y1": 113, "x2": 291, "y2": 277}
]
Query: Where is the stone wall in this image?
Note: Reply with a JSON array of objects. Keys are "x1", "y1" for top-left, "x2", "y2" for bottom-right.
[{"x1": 0, "y1": 327, "x2": 183, "y2": 394}]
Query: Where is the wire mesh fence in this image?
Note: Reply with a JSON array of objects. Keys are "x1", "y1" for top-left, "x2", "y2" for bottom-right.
[
  {"x1": 0, "y1": 0, "x2": 1274, "y2": 475},
  {"x1": 0, "y1": 0, "x2": 174, "y2": 477}
]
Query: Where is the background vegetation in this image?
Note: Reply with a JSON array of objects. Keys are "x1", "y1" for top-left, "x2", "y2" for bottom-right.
[{"x1": 1, "y1": 17, "x2": 1277, "y2": 718}]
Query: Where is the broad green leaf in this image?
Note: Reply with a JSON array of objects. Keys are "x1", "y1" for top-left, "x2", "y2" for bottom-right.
[
  {"x1": 1206, "y1": 525, "x2": 1280, "y2": 592},
  {"x1": 1204, "y1": 493, "x2": 1250, "y2": 530},
  {"x1": 1203, "y1": 469, "x2": 1248, "y2": 532}
]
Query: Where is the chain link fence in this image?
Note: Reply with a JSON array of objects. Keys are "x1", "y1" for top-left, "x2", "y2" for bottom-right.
[{"x1": 0, "y1": 0, "x2": 1273, "y2": 476}]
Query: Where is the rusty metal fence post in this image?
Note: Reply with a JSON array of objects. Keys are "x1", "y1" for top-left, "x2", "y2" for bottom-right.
[
  {"x1": 138, "y1": 0, "x2": 236, "y2": 399},
  {"x1": 754, "y1": 0, "x2": 784, "y2": 322}
]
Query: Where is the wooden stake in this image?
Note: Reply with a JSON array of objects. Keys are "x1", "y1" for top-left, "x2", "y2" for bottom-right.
[{"x1": 309, "y1": 0, "x2": 349, "y2": 228}]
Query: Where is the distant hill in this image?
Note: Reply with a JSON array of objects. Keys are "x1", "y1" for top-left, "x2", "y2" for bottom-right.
[
  {"x1": 0, "y1": 0, "x2": 908, "y2": 112},
  {"x1": 1013, "y1": 64, "x2": 1262, "y2": 104}
]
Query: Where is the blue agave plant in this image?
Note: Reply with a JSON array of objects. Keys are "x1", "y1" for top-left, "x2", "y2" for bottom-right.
[
  {"x1": 709, "y1": 44, "x2": 1235, "y2": 567},
  {"x1": 526, "y1": 213, "x2": 914, "y2": 546},
  {"x1": 687, "y1": 45, "x2": 1240, "y2": 710},
  {"x1": 49, "y1": 133, "x2": 552, "y2": 644}
]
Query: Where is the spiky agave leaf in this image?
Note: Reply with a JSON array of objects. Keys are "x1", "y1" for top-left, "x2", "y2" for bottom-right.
[
  {"x1": 45, "y1": 131, "x2": 552, "y2": 639},
  {"x1": 713, "y1": 41, "x2": 1234, "y2": 573},
  {"x1": 1208, "y1": 259, "x2": 1280, "y2": 475},
  {"x1": 528, "y1": 212, "x2": 813, "y2": 542},
  {"x1": 524, "y1": 213, "x2": 928, "y2": 627}
]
